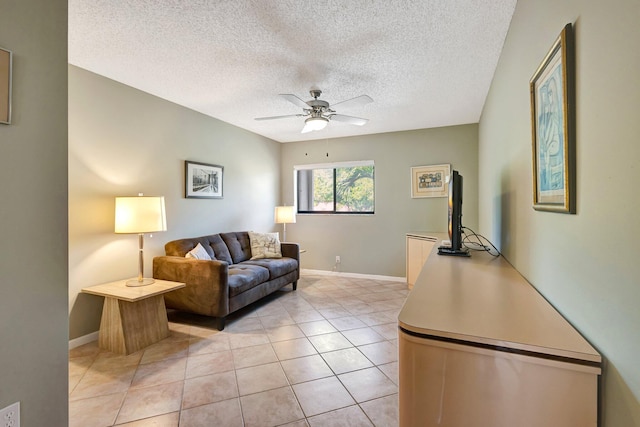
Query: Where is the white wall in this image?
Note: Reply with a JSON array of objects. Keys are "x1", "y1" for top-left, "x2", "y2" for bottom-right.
[
  {"x1": 280, "y1": 125, "x2": 478, "y2": 276},
  {"x1": 0, "y1": 1, "x2": 69, "y2": 425},
  {"x1": 479, "y1": 0, "x2": 640, "y2": 424},
  {"x1": 68, "y1": 66, "x2": 282, "y2": 339}
]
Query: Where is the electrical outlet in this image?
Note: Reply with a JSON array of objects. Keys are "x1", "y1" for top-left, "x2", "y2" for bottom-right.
[
  {"x1": 1, "y1": 402, "x2": 20, "y2": 427},
  {"x1": 335, "y1": 255, "x2": 341, "y2": 263}
]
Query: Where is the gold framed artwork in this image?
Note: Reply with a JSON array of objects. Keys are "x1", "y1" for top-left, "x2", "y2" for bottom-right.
[
  {"x1": 0, "y1": 47, "x2": 12, "y2": 125},
  {"x1": 410, "y1": 164, "x2": 450, "y2": 198},
  {"x1": 530, "y1": 23, "x2": 576, "y2": 213}
]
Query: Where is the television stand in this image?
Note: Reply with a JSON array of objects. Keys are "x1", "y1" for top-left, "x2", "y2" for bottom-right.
[
  {"x1": 437, "y1": 246, "x2": 470, "y2": 257},
  {"x1": 398, "y1": 247, "x2": 601, "y2": 425}
]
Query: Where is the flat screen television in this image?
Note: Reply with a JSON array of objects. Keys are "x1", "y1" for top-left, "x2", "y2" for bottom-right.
[{"x1": 438, "y1": 170, "x2": 470, "y2": 256}]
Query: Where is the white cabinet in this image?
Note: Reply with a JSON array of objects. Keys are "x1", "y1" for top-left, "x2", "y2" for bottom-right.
[{"x1": 406, "y1": 233, "x2": 438, "y2": 289}]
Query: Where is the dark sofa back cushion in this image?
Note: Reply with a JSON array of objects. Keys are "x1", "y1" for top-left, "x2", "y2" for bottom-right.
[
  {"x1": 164, "y1": 234, "x2": 233, "y2": 264},
  {"x1": 220, "y1": 232, "x2": 252, "y2": 264},
  {"x1": 206, "y1": 234, "x2": 233, "y2": 264}
]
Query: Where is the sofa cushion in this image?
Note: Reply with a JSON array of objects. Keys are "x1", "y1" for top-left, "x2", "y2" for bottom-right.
[
  {"x1": 243, "y1": 257, "x2": 298, "y2": 280},
  {"x1": 185, "y1": 243, "x2": 212, "y2": 260},
  {"x1": 248, "y1": 231, "x2": 282, "y2": 260},
  {"x1": 220, "y1": 232, "x2": 252, "y2": 264},
  {"x1": 207, "y1": 234, "x2": 233, "y2": 264},
  {"x1": 227, "y1": 264, "x2": 270, "y2": 297},
  {"x1": 165, "y1": 237, "x2": 213, "y2": 258},
  {"x1": 164, "y1": 234, "x2": 233, "y2": 264}
]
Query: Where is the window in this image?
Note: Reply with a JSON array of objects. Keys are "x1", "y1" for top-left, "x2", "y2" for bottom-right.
[{"x1": 296, "y1": 161, "x2": 375, "y2": 214}]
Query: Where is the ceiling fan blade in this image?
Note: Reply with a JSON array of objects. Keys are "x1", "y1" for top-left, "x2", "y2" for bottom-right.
[
  {"x1": 330, "y1": 114, "x2": 369, "y2": 126},
  {"x1": 255, "y1": 114, "x2": 305, "y2": 121},
  {"x1": 280, "y1": 94, "x2": 309, "y2": 109},
  {"x1": 330, "y1": 95, "x2": 373, "y2": 110}
]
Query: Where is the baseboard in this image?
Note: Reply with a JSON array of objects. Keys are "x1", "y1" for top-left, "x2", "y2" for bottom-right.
[
  {"x1": 69, "y1": 271, "x2": 404, "y2": 350},
  {"x1": 301, "y1": 268, "x2": 405, "y2": 283},
  {"x1": 69, "y1": 331, "x2": 98, "y2": 350}
]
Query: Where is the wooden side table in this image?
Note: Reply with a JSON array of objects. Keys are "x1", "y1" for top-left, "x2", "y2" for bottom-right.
[{"x1": 82, "y1": 279, "x2": 185, "y2": 355}]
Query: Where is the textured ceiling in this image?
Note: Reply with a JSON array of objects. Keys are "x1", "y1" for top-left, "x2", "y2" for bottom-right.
[{"x1": 69, "y1": 0, "x2": 516, "y2": 143}]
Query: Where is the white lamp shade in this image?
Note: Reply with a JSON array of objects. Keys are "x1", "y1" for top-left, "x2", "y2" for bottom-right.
[
  {"x1": 115, "y1": 196, "x2": 167, "y2": 234},
  {"x1": 274, "y1": 206, "x2": 296, "y2": 224}
]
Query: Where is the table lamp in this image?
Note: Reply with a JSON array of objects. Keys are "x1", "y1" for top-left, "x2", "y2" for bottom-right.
[
  {"x1": 115, "y1": 194, "x2": 167, "y2": 286},
  {"x1": 274, "y1": 205, "x2": 296, "y2": 242}
]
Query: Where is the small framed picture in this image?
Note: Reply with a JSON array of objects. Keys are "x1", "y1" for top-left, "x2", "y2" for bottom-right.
[
  {"x1": 530, "y1": 23, "x2": 576, "y2": 213},
  {"x1": 411, "y1": 164, "x2": 450, "y2": 198},
  {"x1": 0, "y1": 47, "x2": 12, "y2": 125},
  {"x1": 185, "y1": 160, "x2": 223, "y2": 199}
]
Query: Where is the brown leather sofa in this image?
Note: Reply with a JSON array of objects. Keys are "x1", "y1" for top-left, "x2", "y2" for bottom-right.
[{"x1": 153, "y1": 231, "x2": 299, "y2": 330}]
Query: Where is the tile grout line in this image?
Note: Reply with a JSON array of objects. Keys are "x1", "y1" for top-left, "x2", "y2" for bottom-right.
[{"x1": 69, "y1": 274, "x2": 405, "y2": 426}]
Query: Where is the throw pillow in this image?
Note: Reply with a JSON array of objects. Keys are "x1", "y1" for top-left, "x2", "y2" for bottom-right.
[
  {"x1": 185, "y1": 242, "x2": 212, "y2": 260},
  {"x1": 248, "y1": 231, "x2": 282, "y2": 260}
]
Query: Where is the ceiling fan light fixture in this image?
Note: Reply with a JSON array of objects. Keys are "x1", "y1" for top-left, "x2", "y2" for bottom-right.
[
  {"x1": 256, "y1": 89, "x2": 372, "y2": 134},
  {"x1": 304, "y1": 116, "x2": 329, "y2": 131}
]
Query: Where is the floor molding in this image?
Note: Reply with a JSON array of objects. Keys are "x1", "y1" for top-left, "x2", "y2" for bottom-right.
[
  {"x1": 69, "y1": 331, "x2": 98, "y2": 350},
  {"x1": 301, "y1": 268, "x2": 405, "y2": 283},
  {"x1": 70, "y1": 271, "x2": 405, "y2": 348}
]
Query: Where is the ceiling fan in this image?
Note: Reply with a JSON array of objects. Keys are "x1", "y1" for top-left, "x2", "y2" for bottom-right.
[{"x1": 255, "y1": 89, "x2": 373, "y2": 133}]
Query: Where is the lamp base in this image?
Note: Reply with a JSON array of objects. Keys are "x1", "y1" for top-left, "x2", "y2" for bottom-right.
[{"x1": 125, "y1": 278, "x2": 156, "y2": 287}]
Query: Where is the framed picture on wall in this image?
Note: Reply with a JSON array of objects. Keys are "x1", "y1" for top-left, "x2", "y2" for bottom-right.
[
  {"x1": 185, "y1": 160, "x2": 224, "y2": 199},
  {"x1": 410, "y1": 164, "x2": 450, "y2": 198},
  {"x1": 0, "y1": 47, "x2": 12, "y2": 125},
  {"x1": 529, "y1": 23, "x2": 576, "y2": 213}
]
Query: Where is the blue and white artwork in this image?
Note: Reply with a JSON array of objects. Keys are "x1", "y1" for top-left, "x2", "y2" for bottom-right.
[
  {"x1": 531, "y1": 23, "x2": 574, "y2": 213},
  {"x1": 536, "y1": 61, "x2": 565, "y2": 194}
]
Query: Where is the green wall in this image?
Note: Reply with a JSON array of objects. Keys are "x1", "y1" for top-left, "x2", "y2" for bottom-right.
[
  {"x1": 280, "y1": 125, "x2": 479, "y2": 276},
  {"x1": 69, "y1": 65, "x2": 479, "y2": 340},
  {"x1": 68, "y1": 66, "x2": 282, "y2": 340},
  {"x1": 0, "y1": 0, "x2": 69, "y2": 425},
  {"x1": 479, "y1": 0, "x2": 640, "y2": 425},
  {"x1": 5, "y1": 2, "x2": 634, "y2": 425}
]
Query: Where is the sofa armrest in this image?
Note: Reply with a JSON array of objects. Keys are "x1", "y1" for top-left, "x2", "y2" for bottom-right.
[
  {"x1": 281, "y1": 243, "x2": 300, "y2": 283},
  {"x1": 153, "y1": 256, "x2": 230, "y2": 317},
  {"x1": 281, "y1": 242, "x2": 300, "y2": 261}
]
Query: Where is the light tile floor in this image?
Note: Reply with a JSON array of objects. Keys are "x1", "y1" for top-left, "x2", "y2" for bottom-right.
[{"x1": 69, "y1": 273, "x2": 406, "y2": 426}]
